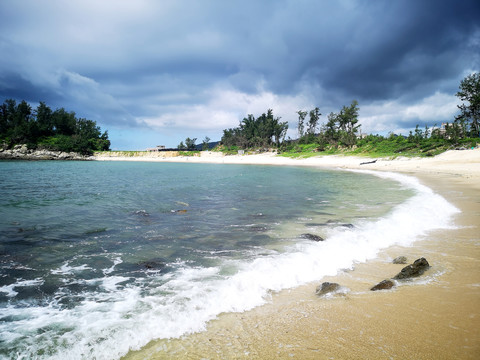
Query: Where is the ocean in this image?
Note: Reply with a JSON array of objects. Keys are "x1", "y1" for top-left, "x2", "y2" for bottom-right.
[{"x1": 0, "y1": 160, "x2": 458, "y2": 359}]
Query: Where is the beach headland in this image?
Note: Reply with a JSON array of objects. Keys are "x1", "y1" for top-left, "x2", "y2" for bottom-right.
[
  {"x1": 106, "y1": 149, "x2": 480, "y2": 359},
  {"x1": 0, "y1": 144, "x2": 89, "y2": 160}
]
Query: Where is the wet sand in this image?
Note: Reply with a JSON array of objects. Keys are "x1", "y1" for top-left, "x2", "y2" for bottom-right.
[{"x1": 116, "y1": 150, "x2": 480, "y2": 359}]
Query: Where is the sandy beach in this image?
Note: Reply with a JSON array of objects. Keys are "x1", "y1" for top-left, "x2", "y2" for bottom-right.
[
  {"x1": 106, "y1": 149, "x2": 480, "y2": 359},
  {"x1": 94, "y1": 149, "x2": 480, "y2": 184}
]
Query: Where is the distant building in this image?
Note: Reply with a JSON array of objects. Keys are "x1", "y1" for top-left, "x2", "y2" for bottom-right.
[
  {"x1": 438, "y1": 122, "x2": 464, "y2": 138},
  {"x1": 357, "y1": 132, "x2": 368, "y2": 139},
  {"x1": 146, "y1": 145, "x2": 166, "y2": 152}
]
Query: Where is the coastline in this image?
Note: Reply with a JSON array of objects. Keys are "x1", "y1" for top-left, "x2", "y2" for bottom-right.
[
  {"x1": 94, "y1": 149, "x2": 480, "y2": 184},
  {"x1": 0, "y1": 145, "x2": 88, "y2": 160},
  {"x1": 111, "y1": 149, "x2": 480, "y2": 359}
]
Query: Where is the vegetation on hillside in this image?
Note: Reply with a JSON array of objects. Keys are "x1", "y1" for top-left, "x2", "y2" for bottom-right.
[
  {"x1": 7, "y1": 73, "x2": 475, "y2": 158},
  {"x1": 217, "y1": 73, "x2": 480, "y2": 157},
  {"x1": 0, "y1": 99, "x2": 110, "y2": 154}
]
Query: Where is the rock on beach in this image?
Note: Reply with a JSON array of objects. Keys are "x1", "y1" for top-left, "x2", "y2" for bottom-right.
[
  {"x1": 371, "y1": 279, "x2": 395, "y2": 291},
  {"x1": 371, "y1": 257, "x2": 430, "y2": 291},
  {"x1": 316, "y1": 282, "x2": 341, "y2": 296},
  {"x1": 393, "y1": 257, "x2": 430, "y2": 280},
  {"x1": 392, "y1": 256, "x2": 408, "y2": 264}
]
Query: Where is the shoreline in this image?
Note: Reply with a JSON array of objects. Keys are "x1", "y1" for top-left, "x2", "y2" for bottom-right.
[
  {"x1": 0, "y1": 144, "x2": 89, "y2": 160},
  {"x1": 94, "y1": 148, "x2": 480, "y2": 185},
  {"x1": 113, "y1": 150, "x2": 480, "y2": 359}
]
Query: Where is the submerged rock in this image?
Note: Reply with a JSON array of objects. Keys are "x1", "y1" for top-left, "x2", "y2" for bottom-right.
[
  {"x1": 315, "y1": 282, "x2": 340, "y2": 296},
  {"x1": 138, "y1": 259, "x2": 165, "y2": 270},
  {"x1": 371, "y1": 279, "x2": 395, "y2": 291},
  {"x1": 393, "y1": 257, "x2": 430, "y2": 280},
  {"x1": 301, "y1": 233, "x2": 324, "y2": 242},
  {"x1": 392, "y1": 256, "x2": 408, "y2": 264}
]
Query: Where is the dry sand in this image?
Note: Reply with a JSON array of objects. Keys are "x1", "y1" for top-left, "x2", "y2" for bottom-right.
[{"x1": 107, "y1": 149, "x2": 480, "y2": 359}]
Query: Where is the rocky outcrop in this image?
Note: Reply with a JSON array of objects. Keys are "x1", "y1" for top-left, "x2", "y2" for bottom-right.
[
  {"x1": 371, "y1": 279, "x2": 395, "y2": 291},
  {"x1": 301, "y1": 233, "x2": 324, "y2": 242},
  {"x1": 0, "y1": 144, "x2": 89, "y2": 160},
  {"x1": 315, "y1": 258, "x2": 431, "y2": 295},
  {"x1": 370, "y1": 257, "x2": 430, "y2": 291},
  {"x1": 393, "y1": 257, "x2": 430, "y2": 280},
  {"x1": 315, "y1": 282, "x2": 340, "y2": 296}
]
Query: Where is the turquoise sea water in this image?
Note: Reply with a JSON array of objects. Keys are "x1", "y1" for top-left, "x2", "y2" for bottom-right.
[{"x1": 0, "y1": 160, "x2": 457, "y2": 359}]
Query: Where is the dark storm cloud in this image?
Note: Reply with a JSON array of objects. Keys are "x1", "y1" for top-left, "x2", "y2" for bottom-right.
[
  {"x1": 0, "y1": 73, "x2": 62, "y2": 104},
  {"x1": 0, "y1": 0, "x2": 478, "y2": 149},
  {"x1": 260, "y1": 0, "x2": 480, "y2": 103}
]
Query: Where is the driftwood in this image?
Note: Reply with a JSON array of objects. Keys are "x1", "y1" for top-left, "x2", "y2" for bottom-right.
[{"x1": 360, "y1": 159, "x2": 377, "y2": 165}]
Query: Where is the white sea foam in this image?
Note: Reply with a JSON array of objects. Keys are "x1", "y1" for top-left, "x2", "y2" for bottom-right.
[
  {"x1": 0, "y1": 278, "x2": 44, "y2": 298},
  {"x1": 51, "y1": 262, "x2": 91, "y2": 275},
  {"x1": 103, "y1": 256, "x2": 123, "y2": 275},
  {"x1": 1, "y1": 171, "x2": 459, "y2": 360}
]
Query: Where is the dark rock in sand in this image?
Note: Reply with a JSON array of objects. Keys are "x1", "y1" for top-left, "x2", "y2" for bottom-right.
[
  {"x1": 371, "y1": 279, "x2": 395, "y2": 291},
  {"x1": 301, "y1": 233, "x2": 324, "y2": 242},
  {"x1": 393, "y1": 257, "x2": 430, "y2": 280},
  {"x1": 392, "y1": 256, "x2": 408, "y2": 264},
  {"x1": 316, "y1": 282, "x2": 340, "y2": 296}
]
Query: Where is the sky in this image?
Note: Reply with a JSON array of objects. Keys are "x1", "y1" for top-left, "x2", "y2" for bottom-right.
[{"x1": 1, "y1": 0, "x2": 479, "y2": 150}]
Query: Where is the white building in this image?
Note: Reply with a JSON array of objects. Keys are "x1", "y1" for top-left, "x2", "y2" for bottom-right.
[{"x1": 146, "y1": 145, "x2": 166, "y2": 152}]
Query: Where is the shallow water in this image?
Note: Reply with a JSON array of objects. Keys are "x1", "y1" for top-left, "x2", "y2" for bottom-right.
[
  {"x1": 142, "y1": 173, "x2": 477, "y2": 360},
  {"x1": 0, "y1": 161, "x2": 456, "y2": 359}
]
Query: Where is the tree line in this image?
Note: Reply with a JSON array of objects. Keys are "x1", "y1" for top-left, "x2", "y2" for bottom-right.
[
  {"x1": 455, "y1": 72, "x2": 479, "y2": 137},
  {"x1": 177, "y1": 109, "x2": 289, "y2": 151},
  {"x1": 296, "y1": 100, "x2": 361, "y2": 148},
  {"x1": 221, "y1": 109, "x2": 289, "y2": 148},
  {"x1": 216, "y1": 72, "x2": 479, "y2": 152},
  {"x1": 0, "y1": 99, "x2": 110, "y2": 154}
]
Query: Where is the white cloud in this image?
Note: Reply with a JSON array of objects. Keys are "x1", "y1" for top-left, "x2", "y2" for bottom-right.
[
  {"x1": 359, "y1": 92, "x2": 460, "y2": 135},
  {"x1": 140, "y1": 83, "x2": 313, "y2": 135},
  {"x1": 404, "y1": 92, "x2": 460, "y2": 120}
]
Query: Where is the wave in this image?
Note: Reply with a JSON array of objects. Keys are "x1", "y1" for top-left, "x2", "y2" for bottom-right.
[{"x1": 0, "y1": 171, "x2": 459, "y2": 360}]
